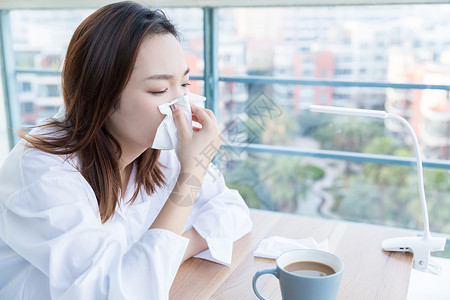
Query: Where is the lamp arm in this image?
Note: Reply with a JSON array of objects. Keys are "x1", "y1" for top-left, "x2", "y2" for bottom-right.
[{"x1": 386, "y1": 114, "x2": 430, "y2": 238}]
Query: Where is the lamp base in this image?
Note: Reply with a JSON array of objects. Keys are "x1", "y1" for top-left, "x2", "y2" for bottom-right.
[{"x1": 382, "y1": 235, "x2": 446, "y2": 274}]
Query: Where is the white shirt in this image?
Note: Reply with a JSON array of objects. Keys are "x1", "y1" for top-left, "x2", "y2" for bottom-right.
[{"x1": 0, "y1": 137, "x2": 252, "y2": 300}]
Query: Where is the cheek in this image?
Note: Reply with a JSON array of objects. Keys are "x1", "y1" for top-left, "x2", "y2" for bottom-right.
[
  {"x1": 110, "y1": 96, "x2": 165, "y2": 144},
  {"x1": 145, "y1": 109, "x2": 165, "y2": 139},
  {"x1": 132, "y1": 103, "x2": 164, "y2": 141}
]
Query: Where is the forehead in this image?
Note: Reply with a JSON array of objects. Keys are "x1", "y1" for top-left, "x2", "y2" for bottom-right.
[{"x1": 133, "y1": 34, "x2": 187, "y2": 77}]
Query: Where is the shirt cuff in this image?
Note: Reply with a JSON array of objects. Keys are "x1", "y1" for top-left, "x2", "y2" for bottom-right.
[
  {"x1": 143, "y1": 228, "x2": 190, "y2": 264},
  {"x1": 140, "y1": 228, "x2": 190, "y2": 283},
  {"x1": 118, "y1": 228, "x2": 190, "y2": 300},
  {"x1": 192, "y1": 225, "x2": 233, "y2": 266}
]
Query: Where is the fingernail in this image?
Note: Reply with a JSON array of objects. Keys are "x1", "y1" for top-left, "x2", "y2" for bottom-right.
[{"x1": 170, "y1": 103, "x2": 178, "y2": 112}]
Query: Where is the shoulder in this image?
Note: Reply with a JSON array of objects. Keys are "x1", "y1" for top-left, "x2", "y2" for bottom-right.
[
  {"x1": 0, "y1": 138, "x2": 81, "y2": 190},
  {"x1": 0, "y1": 140, "x2": 98, "y2": 217},
  {"x1": 21, "y1": 144, "x2": 79, "y2": 184}
]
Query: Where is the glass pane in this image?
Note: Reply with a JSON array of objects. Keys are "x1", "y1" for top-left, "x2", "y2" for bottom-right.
[
  {"x1": 218, "y1": 5, "x2": 450, "y2": 161},
  {"x1": 163, "y1": 8, "x2": 204, "y2": 76},
  {"x1": 219, "y1": 82, "x2": 426, "y2": 153},
  {"x1": 217, "y1": 4, "x2": 450, "y2": 239},
  {"x1": 218, "y1": 5, "x2": 450, "y2": 82},
  {"x1": 218, "y1": 81, "x2": 450, "y2": 236},
  {"x1": 9, "y1": 8, "x2": 204, "y2": 129},
  {"x1": 11, "y1": 9, "x2": 93, "y2": 128},
  {"x1": 219, "y1": 149, "x2": 450, "y2": 238}
]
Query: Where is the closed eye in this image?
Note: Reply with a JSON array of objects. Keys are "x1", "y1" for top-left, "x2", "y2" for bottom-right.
[{"x1": 150, "y1": 88, "x2": 168, "y2": 95}]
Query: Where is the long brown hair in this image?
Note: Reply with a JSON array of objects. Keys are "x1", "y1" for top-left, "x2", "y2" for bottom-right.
[{"x1": 21, "y1": 1, "x2": 178, "y2": 223}]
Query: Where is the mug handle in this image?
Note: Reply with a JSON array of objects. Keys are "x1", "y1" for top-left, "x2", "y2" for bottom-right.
[{"x1": 252, "y1": 268, "x2": 279, "y2": 300}]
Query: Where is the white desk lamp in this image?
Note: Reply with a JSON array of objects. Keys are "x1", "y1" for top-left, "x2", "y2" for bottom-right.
[{"x1": 310, "y1": 105, "x2": 446, "y2": 274}]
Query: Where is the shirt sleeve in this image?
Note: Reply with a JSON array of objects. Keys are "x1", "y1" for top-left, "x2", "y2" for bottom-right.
[
  {"x1": 0, "y1": 154, "x2": 188, "y2": 300},
  {"x1": 187, "y1": 163, "x2": 253, "y2": 265}
]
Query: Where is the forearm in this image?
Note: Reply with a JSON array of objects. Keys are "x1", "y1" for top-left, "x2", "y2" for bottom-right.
[
  {"x1": 150, "y1": 169, "x2": 204, "y2": 235},
  {"x1": 181, "y1": 227, "x2": 208, "y2": 263},
  {"x1": 150, "y1": 102, "x2": 220, "y2": 236}
]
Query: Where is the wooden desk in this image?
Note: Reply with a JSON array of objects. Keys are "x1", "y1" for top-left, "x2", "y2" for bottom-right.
[{"x1": 170, "y1": 209, "x2": 413, "y2": 300}]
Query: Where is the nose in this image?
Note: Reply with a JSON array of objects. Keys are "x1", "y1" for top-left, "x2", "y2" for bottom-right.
[{"x1": 169, "y1": 85, "x2": 187, "y2": 101}]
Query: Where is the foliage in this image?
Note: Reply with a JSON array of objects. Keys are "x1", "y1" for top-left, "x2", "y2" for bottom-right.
[
  {"x1": 330, "y1": 136, "x2": 450, "y2": 234},
  {"x1": 224, "y1": 153, "x2": 325, "y2": 213},
  {"x1": 245, "y1": 110, "x2": 300, "y2": 146},
  {"x1": 312, "y1": 116, "x2": 385, "y2": 152},
  {"x1": 227, "y1": 182, "x2": 260, "y2": 209}
]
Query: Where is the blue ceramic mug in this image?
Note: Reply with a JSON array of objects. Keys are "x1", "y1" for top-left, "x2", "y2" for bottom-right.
[{"x1": 252, "y1": 249, "x2": 344, "y2": 300}]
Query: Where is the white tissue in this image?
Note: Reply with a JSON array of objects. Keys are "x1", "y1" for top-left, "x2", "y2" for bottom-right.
[
  {"x1": 254, "y1": 236, "x2": 329, "y2": 259},
  {"x1": 152, "y1": 92, "x2": 206, "y2": 150}
]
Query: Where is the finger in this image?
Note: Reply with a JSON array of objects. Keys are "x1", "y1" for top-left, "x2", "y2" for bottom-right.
[
  {"x1": 190, "y1": 104, "x2": 212, "y2": 127},
  {"x1": 171, "y1": 103, "x2": 190, "y2": 138},
  {"x1": 190, "y1": 102, "x2": 217, "y2": 123},
  {"x1": 192, "y1": 126, "x2": 201, "y2": 132},
  {"x1": 203, "y1": 108, "x2": 217, "y2": 123},
  {"x1": 190, "y1": 104, "x2": 218, "y2": 125}
]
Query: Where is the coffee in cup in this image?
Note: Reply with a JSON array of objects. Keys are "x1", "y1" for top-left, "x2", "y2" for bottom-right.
[{"x1": 284, "y1": 261, "x2": 336, "y2": 277}]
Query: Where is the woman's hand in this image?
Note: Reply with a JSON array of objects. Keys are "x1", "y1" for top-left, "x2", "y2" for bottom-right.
[
  {"x1": 149, "y1": 103, "x2": 221, "y2": 234},
  {"x1": 171, "y1": 102, "x2": 221, "y2": 176}
]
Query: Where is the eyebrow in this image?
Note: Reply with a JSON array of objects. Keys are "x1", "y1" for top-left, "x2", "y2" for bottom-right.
[{"x1": 144, "y1": 67, "x2": 190, "y2": 81}]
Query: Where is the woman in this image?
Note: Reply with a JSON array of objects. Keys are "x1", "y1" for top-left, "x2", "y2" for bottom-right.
[{"x1": 0, "y1": 2, "x2": 252, "y2": 299}]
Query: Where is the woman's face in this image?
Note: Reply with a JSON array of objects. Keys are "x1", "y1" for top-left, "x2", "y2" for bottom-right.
[{"x1": 106, "y1": 33, "x2": 190, "y2": 156}]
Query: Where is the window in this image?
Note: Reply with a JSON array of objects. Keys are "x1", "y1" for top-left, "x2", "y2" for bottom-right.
[
  {"x1": 20, "y1": 81, "x2": 31, "y2": 92},
  {"x1": 38, "y1": 84, "x2": 59, "y2": 98},
  {"x1": 22, "y1": 102, "x2": 34, "y2": 114},
  {"x1": 1, "y1": 3, "x2": 450, "y2": 254}
]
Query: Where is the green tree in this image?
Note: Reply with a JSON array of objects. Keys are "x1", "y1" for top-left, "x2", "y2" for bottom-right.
[
  {"x1": 246, "y1": 111, "x2": 299, "y2": 146},
  {"x1": 423, "y1": 169, "x2": 450, "y2": 234},
  {"x1": 261, "y1": 155, "x2": 324, "y2": 212},
  {"x1": 224, "y1": 154, "x2": 325, "y2": 213},
  {"x1": 312, "y1": 116, "x2": 384, "y2": 152},
  {"x1": 331, "y1": 135, "x2": 450, "y2": 236}
]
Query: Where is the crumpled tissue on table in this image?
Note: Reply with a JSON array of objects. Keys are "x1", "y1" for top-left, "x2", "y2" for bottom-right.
[
  {"x1": 152, "y1": 92, "x2": 206, "y2": 150},
  {"x1": 254, "y1": 236, "x2": 329, "y2": 259}
]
